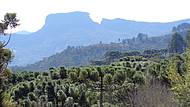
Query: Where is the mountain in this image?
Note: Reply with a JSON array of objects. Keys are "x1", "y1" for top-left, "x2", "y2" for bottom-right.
[
  {"x1": 12, "y1": 23, "x2": 190, "y2": 71},
  {"x1": 101, "y1": 18, "x2": 190, "y2": 36},
  {"x1": 7, "y1": 12, "x2": 190, "y2": 66}
]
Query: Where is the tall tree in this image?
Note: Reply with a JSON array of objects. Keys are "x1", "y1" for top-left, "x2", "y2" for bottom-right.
[
  {"x1": 0, "y1": 13, "x2": 19, "y2": 107},
  {"x1": 168, "y1": 32, "x2": 186, "y2": 54},
  {"x1": 59, "y1": 66, "x2": 67, "y2": 79},
  {"x1": 97, "y1": 67, "x2": 104, "y2": 107},
  {"x1": 0, "y1": 13, "x2": 19, "y2": 75}
]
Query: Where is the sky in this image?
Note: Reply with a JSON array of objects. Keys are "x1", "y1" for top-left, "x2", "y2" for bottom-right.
[{"x1": 1, "y1": 0, "x2": 190, "y2": 32}]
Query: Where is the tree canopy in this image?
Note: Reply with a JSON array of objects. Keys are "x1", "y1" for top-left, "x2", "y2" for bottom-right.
[{"x1": 168, "y1": 32, "x2": 186, "y2": 54}]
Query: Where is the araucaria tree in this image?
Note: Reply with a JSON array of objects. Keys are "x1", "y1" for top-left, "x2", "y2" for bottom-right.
[
  {"x1": 0, "y1": 13, "x2": 19, "y2": 107},
  {"x1": 0, "y1": 13, "x2": 19, "y2": 76}
]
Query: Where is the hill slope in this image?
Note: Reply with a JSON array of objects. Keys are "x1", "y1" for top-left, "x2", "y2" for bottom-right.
[{"x1": 12, "y1": 33, "x2": 170, "y2": 71}]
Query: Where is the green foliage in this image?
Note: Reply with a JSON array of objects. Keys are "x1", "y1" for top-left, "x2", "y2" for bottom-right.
[
  {"x1": 28, "y1": 92, "x2": 37, "y2": 101},
  {"x1": 64, "y1": 97, "x2": 74, "y2": 107},
  {"x1": 79, "y1": 70, "x2": 88, "y2": 82},
  {"x1": 167, "y1": 33, "x2": 190, "y2": 106},
  {"x1": 132, "y1": 71, "x2": 145, "y2": 85},
  {"x1": 46, "y1": 82, "x2": 56, "y2": 102},
  {"x1": 0, "y1": 13, "x2": 19, "y2": 75},
  {"x1": 57, "y1": 90, "x2": 67, "y2": 106},
  {"x1": 1, "y1": 50, "x2": 184, "y2": 107},
  {"x1": 104, "y1": 74, "x2": 113, "y2": 85},
  {"x1": 168, "y1": 32, "x2": 186, "y2": 54},
  {"x1": 89, "y1": 71, "x2": 99, "y2": 81},
  {"x1": 79, "y1": 91, "x2": 89, "y2": 107},
  {"x1": 59, "y1": 66, "x2": 67, "y2": 79},
  {"x1": 69, "y1": 72, "x2": 78, "y2": 82},
  {"x1": 113, "y1": 71, "x2": 126, "y2": 84}
]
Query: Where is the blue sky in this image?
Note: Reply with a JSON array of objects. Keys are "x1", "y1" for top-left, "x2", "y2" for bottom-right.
[{"x1": 1, "y1": 0, "x2": 190, "y2": 32}]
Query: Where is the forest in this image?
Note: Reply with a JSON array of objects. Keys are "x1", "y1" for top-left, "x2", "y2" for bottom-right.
[{"x1": 1, "y1": 13, "x2": 190, "y2": 107}]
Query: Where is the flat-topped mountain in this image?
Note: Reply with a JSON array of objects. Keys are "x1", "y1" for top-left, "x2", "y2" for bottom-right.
[{"x1": 7, "y1": 12, "x2": 190, "y2": 66}]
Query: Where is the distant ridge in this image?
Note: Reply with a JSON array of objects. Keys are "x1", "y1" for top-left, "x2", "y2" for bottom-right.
[
  {"x1": 12, "y1": 23, "x2": 190, "y2": 71},
  {"x1": 7, "y1": 12, "x2": 190, "y2": 66}
]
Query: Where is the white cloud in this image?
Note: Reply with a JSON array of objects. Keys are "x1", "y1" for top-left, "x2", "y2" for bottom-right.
[{"x1": 0, "y1": 0, "x2": 190, "y2": 32}]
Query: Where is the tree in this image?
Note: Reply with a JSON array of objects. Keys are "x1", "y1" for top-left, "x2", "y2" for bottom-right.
[
  {"x1": 29, "y1": 101, "x2": 37, "y2": 107},
  {"x1": 28, "y1": 92, "x2": 37, "y2": 101},
  {"x1": 187, "y1": 31, "x2": 190, "y2": 48},
  {"x1": 39, "y1": 95, "x2": 48, "y2": 107},
  {"x1": 97, "y1": 67, "x2": 104, "y2": 107},
  {"x1": 168, "y1": 32, "x2": 186, "y2": 54},
  {"x1": 46, "y1": 82, "x2": 56, "y2": 103},
  {"x1": 167, "y1": 32, "x2": 190, "y2": 106},
  {"x1": 132, "y1": 71, "x2": 145, "y2": 85},
  {"x1": 13, "y1": 89, "x2": 21, "y2": 102},
  {"x1": 79, "y1": 70, "x2": 88, "y2": 82},
  {"x1": 89, "y1": 71, "x2": 99, "y2": 82},
  {"x1": 0, "y1": 49, "x2": 12, "y2": 76},
  {"x1": 49, "y1": 68, "x2": 59, "y2": 80},
  {"x1": 104, "y1": 51, "x2": 122, "y2": 63},
  {"x1": 0, "y1": 14, "x2": 19, "y2": 106},
  {"x1": 47, "y1": 102, "x2": 53, "y2": 107},
  {"x1": 64, "y1": 97, "x2": 74, "y2": 107},
  {"x1": 0, "y1": 13, "x2": 19, "y2": 76},
  {"x1": 104, "y1": 74, "x2": 113, "y2": 104},
  {"x1": 57, "y1": 90, "x2": 67, "y2": 106},
  {"x1": 69, "y1": 72, "x2": 78, "y2": 82},
  {"x1": 0, "y1": 13, "x2": 19, "y2": 46},
  {"x1": 79, "y1": 91, "x2": 89, "y2": 107},
  {"x1": 113, "y1": 71, "x2": 126, "y2": 84},
  {"x1": 104, "y1": 74, "x2": 112, "y2": 85},
  {"x1": 186, "y1": 31, "x2": 190, "y2": 72},
  {"x1": 59, "y1": 67, "x2": 67, "y2": 79},
  {"x1": 20, "y1": 99, "x2": 30, "y2": 107},
  {"x1": 29, "y1": 82, "x2": 35, "y2": 92}
]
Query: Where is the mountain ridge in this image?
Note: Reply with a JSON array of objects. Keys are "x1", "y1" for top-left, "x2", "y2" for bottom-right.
[{"x1": 7, "y1": 12, "x2": 190, "y2": 66}]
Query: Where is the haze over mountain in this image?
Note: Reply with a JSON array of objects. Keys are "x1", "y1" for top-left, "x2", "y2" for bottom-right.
[
  {"x1": 7, "y1": 12, "x2": 190, "y2": 66},
  {"x1": 13, "y1": 22, "x2": 190, "y2": 71}
]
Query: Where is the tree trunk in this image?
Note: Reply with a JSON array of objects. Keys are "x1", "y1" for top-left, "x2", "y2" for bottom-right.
[{"x1": 100, "y1": 75, "x2": 103, "y2": 107}]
